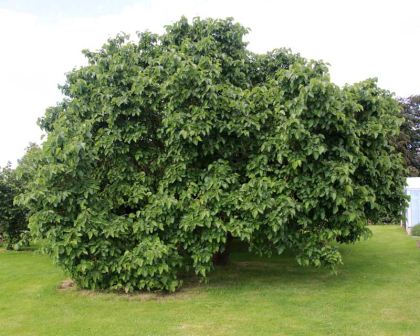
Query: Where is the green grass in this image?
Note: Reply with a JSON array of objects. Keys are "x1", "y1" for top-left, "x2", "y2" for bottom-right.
[{"x1": 1, "y1": 225, "x2": 420, "y2": 336}]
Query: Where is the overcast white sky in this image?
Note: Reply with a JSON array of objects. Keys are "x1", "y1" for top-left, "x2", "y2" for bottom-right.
[{"x1": 0, "y1": 0, "x2": 419, "y2": 166}]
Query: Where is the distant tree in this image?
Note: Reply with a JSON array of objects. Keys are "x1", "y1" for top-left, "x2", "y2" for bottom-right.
[
  {"x1": 394, "y1": 96, "x2": 420, "y2": 176},
  {"x1": 0, "y1": 143, "x2": 40, "y2": 249},
  {"x1": 18, "y1": 17, "x2": 407, "y2": 292},
  {"x1": 0, "y1": 163, "x2": 27, "y2": 249}
]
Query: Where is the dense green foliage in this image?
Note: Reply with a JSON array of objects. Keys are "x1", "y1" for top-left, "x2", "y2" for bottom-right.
[
  {"x1": 0, "y1": 163, "x2": 27, "y2": 249},
  {"x1": 0, "y1": 144, "x2": 39, "y2": 249},
  {"x1": 19, "y1": 17, "x2": 407, "y2": 292},
  {"x1": 394, "y1": 95, "x2": 420, "y2": 176}
]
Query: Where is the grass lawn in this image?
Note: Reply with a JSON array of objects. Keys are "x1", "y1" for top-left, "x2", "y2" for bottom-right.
[{"x1": 1, "y1": 225, "x2": 420, "y2": 336}]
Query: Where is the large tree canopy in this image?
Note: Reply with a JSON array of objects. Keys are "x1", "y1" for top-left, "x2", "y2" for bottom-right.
[{"x1": 19, "y1": 17, "x2": 407, "y2": 292}]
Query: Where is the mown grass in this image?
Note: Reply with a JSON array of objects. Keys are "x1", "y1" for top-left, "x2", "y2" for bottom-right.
[{"x1": 1, "y1": 225, "x2": 420, "y2": 336}]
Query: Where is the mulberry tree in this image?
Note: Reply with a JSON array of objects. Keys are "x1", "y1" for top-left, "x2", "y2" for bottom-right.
[{"x1": 19, "y1": 17, "x2": 407, "y2": 292}]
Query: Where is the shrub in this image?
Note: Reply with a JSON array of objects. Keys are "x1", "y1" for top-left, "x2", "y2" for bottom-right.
[
  {"x1": 411, "y1": 224, "x2": 420, "y2": 236},
  {"x1": 18, "y1": 17, "x2": 408, "y2": 292}
]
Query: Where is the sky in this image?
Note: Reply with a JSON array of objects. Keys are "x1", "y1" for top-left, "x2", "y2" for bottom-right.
[{"x1": 0, "y1": 0, "x2": 419, "y2": 166}]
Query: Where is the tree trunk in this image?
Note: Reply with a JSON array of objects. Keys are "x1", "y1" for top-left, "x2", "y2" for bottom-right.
[{"x1": 213, "y1": 234, "x2": 233, "y2": 266}]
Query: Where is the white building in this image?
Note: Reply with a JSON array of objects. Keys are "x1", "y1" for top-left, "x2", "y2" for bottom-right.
[{"x1": 403, "y1": 177, "x2": 420, "y2": 233}]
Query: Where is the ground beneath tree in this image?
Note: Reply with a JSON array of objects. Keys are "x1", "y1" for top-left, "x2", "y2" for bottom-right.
[{"x1": 1, "y1": 225, "x2": 420, "y2": 336}]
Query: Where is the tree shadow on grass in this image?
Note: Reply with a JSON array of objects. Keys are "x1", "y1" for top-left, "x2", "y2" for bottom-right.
[{"x1": 201, "y1": 240, "x2": 395, "y2": 292}]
